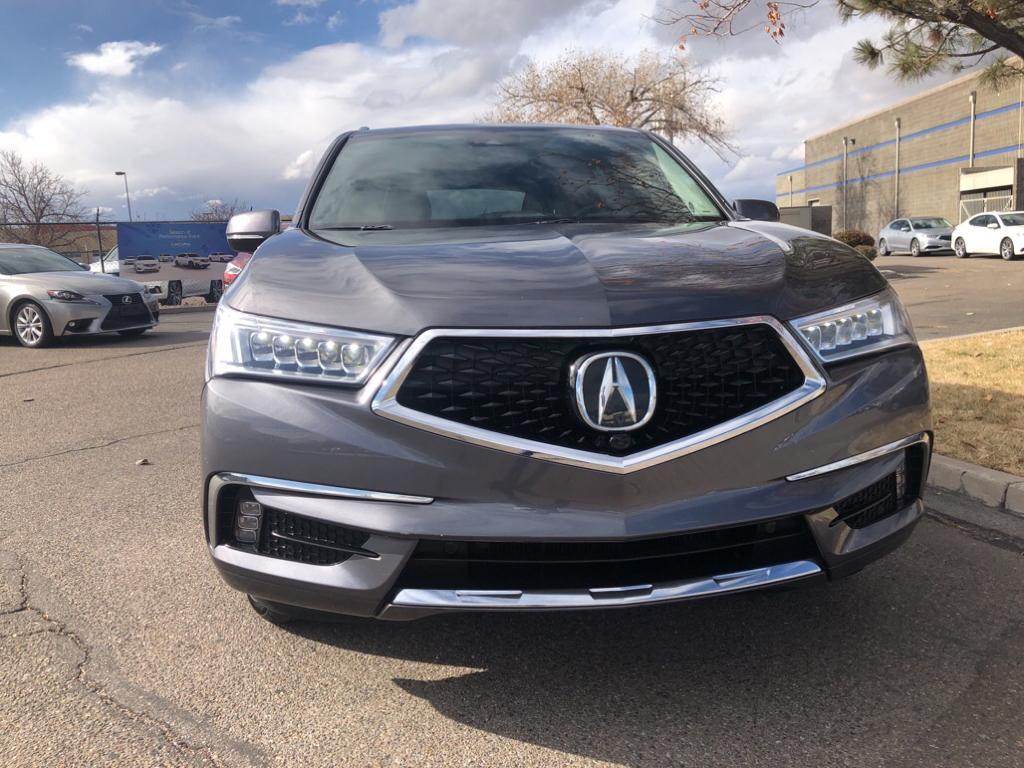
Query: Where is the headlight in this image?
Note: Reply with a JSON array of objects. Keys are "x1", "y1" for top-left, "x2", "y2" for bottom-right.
[
  {"x1": 791, "y1": 288, "x2": 915, "y2": 363},
  {"x1": 47, "y1": 289, "x2": 87, "y2": 301},
  {"x1": 208, "y1": 304, "x2": 395, "y2": 386}
]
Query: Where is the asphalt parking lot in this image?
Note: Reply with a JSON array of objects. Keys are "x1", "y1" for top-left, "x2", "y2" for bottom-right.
[
  {"x1": 1, "y1": 271, "x2": 1023, "y2": 767},
  {"x1": 882, "y1": 252, "x2": 1022, "y2": 339}
]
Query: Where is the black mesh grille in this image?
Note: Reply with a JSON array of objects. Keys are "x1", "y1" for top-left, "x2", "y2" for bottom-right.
[
  {"x1": 398, "y1": 516, "x2": 818, "y2": 591},
  {"x1": 101, "y1": 293, "x2": 151, "y2": 330},
  {"x1": 256, "y1": 509, "x2": 371, "y2": 566},
  {"x1": 833, "y1": 473, "x2": 899, "y2": 529},
  {"x1": 395, "y1": 325, "x2": 806, "y2": 456}
]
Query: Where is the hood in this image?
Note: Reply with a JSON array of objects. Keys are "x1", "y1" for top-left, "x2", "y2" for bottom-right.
[
  {"x1": 228, "y1": 221, "x2": 888, "y2": 337},
  {"x1": 13, "y1": 270, "x2": 146, "y2": 296},
  {"x1": 915, "y1": 226, "x2": 953, "y2": 236}
]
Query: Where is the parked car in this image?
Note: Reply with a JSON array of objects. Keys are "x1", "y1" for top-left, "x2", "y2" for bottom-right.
[
  {"x1": 0, "y1": 243, "x2": 159, "y2": 347},
  {"x1": 877, "y1": 217, "x2": 953, "y2": 257},
  {"x1": 134, "y1": 255, "x2": 160, "y2": 273},
  {"x1": 88, "y1": 245, "x2": 120, "y2": 275},
  {"x1": 159, "y1": 253, "x2": 173, "y2": 263},
  {"x1": 209, "y1": 252, "x2": 235, "y2": 263},
  {"x1": 204, "y1": 124, "x2": 931, "y2": 625},
  {"x1": 951, "y1": 211, "x2": 1024, "y2": 260},
  {"x1": 175, "y1": 253, "x2": 211, "y2": 269},
  {"x1": 222, "y1": 252, "x2": 251, "y2": 287}
]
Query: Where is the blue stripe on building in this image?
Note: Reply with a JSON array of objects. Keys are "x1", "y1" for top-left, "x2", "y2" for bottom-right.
[
  {"x1": 786, "y1": 144, "x2": 1020, "y2": 196},
  {"x1": 778, "y1": 101, "x2": 1024, "y2": 177}
]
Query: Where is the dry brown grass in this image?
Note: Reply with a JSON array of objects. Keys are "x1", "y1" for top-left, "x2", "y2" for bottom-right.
[{"x1": 921, "y1": 329, "x2": 1024, "y2": 475}]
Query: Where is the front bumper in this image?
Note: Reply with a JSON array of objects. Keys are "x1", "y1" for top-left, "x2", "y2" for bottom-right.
[
  {"x1": 203, "y1": 344, "x2": 932, "y2": 620},
  {"x1": 48, "y1": 295, "x2": 159, "y2": 336}
]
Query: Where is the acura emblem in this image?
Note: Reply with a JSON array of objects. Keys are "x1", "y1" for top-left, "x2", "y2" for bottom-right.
[
  {"x1": 572, "y1": 352, "x2": 656, "y2": 432},
  {"x1": 122, "y1": 295, "x2": 133, "y2": 305}
]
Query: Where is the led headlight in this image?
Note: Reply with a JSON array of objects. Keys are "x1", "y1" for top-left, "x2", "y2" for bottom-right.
[
  {"x1": 791, "y1": 287, "x2": 915, "y2": 363},
  {"x1": 47, "y1": 289, "x2": 87, "y2": 301},
  {"x1": 208, "y1": 304, "x2": 395, "y2": 386}
]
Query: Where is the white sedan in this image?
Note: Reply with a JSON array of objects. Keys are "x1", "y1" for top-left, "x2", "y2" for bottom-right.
[{"x1": 951, "y1": 212, "x2": 1024, "y2": 260}]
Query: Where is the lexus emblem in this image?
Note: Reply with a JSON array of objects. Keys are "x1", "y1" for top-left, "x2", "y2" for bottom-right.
[
  {"x1": 572, "y1": 352, "x2": 656, "y2": 432},
  {"x1": 121, "y1": 295, "x2": 133, "y2": 305}
]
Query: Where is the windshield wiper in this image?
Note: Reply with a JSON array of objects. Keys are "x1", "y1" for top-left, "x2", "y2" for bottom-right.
[{"x1": 320, "y1": 224, "x2": 394, "y2": 231}]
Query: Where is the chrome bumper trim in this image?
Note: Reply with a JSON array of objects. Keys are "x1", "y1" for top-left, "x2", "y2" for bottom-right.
[
  {"x1": 385, "y1": 560, "x2": 822, "y2": 613},
  {"x1": 785, "y1": 432, "x2": 930, "y2": 482},
  {"x1": 213, "y1": 472, "x2": 433, "y2": 504},
  {"x1": 372, "y1": 318, "x2": 826, "y2": 474}
]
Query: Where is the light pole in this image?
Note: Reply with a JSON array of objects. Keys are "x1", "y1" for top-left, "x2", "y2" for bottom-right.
[
  {"x1": 115, "y1": 171, "x2": 133, "y2": 222},
  {"x1": 842, "y1": 136, "x2": 856, "y2": 229}
]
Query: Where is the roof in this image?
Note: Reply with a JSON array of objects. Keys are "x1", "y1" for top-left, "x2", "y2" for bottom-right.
[{"x1": 349, "y1": 123, "x2": 644, "y2": 137}]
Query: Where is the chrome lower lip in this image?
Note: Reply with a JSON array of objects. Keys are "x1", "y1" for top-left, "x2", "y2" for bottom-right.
[
  {"x1": 785, "y1": 433, "x2": 930, "y2": 481},
  {"x1": 383, "y1": 560, "x2": 822, "y2": 614},
  {"x1": 371, "y1": 318, "x2": 826, "y2": 474}
]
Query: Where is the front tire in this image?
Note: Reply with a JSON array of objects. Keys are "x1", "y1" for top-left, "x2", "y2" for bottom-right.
[
  {"x1": 910, "y1": 238, "x2": 921, "y2": 257},
  {"x1": 878, "y1": 238, "x2": 890, "y2": 256},
  {"x1": 12, "y1": 301, "x2": 53, "y2": 348},
  {"x1": 1000, "y1": 237, "x2": 1018, "y2": 261},
  {"x1": 955, "y1": 238, "x2": 970, "y2": 258}
]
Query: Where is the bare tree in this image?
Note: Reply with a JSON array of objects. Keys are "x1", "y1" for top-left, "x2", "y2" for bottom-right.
[
  {"x1": 0, "y1": 150, "x2": 88, "y2": 250},
  {"x1": 660, "y1": 1, "x2": 1024, "y2": 83},
  {"x1": 483, "y1": 49, "x2": 737, "y2": 159},
  {"x1": 190, "y1": 198, "x2": 249, "y2": 222}
]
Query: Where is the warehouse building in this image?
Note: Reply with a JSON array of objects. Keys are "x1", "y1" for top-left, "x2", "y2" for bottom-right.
[{"x1": 776, "y1": 66, "x2": 1024, "y2": 237}]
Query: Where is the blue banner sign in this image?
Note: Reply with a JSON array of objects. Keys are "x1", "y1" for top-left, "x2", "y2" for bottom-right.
[{"x1": 116, "y1": 222, "x2": 232, "y2": 258}]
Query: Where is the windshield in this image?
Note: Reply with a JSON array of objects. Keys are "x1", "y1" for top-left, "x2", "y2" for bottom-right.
[
  {"x1": 0, "y1": 246, "x2": 85, "y2": 275},
  {"x1": 308, "y1": 128, "x2": 725, "y2": 230},
  {"x1": 1000, "y1": 213, "x2": 1024, "y2": 226},
  {"x1": 911, "y1": 218, "x2": 951, "y2": 230}
]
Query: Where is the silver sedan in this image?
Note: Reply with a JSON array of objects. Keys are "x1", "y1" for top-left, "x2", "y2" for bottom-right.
[
  {"x1": 0, "y1": 243, "x2": 159, "y2": 348},
  {"x1": 877, "y1": 217, "x2": 953, "y2": 257}
]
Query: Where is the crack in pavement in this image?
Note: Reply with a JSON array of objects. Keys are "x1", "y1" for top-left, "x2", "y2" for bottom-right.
[
  {"x1": 1, "y1": 553, "x2": 229, "y2": 767},
  {"x1": 0, "y1": 424, "x2": 201, "y2": 469},
  {"x1": 926, "y1": 510, "x2": 1024, "y2": 554},
  {"x1": 0, "y1": 341, "x2": 207, "y2": 380}
]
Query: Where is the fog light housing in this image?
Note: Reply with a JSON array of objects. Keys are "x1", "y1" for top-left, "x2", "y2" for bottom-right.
[{"x1": 234, "y1": 500, "x2": 263, "y2": 544}]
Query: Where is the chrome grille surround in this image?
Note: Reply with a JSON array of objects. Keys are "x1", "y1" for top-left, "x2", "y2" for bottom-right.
[{"x1": 371, "y1": 317, "x2": 827, "y2": 474}]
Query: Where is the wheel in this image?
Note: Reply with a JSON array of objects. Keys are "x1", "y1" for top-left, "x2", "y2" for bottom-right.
[
  {"x1": 118, "y1": 328, "x2": 148, "y2": 337},
  {"x1": 247, "y1": 595, "x2": 296, "y2": 626},
  {"x1": 12, "y1": 301, "x2": 53, "y2": 348},
  {"x1": 205, "y1": 282, "x2": 223, "y2": 304},
  {"x1": 878, "y1": 238, "x2": 889, "y2": 256},
  {"x1": 1000, "y1": 237, "x2": 1018, "y2": 261},
  {"x1": 163, "y1": 282, "x2": 183, "y2": 306},
  {"x1": 955, "y1": 238, "x2": 970, "y2": 258},
  {"x1": 910, "y1": 238, "x2": 921, "y2": 257}
]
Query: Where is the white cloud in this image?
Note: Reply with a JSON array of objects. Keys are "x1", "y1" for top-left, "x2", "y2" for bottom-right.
[
  {"x1": 276, "y1": 0, "x2": 323, "y2": 6},
  {"x1": 285, "y1": 10, "x2": 314, "y2": 26},
  {"x1": 189, "y1": 13, "x2": 242, "y2": 31},
  {"x1": 5, "y1": 0, "x2": 949, "y2": 214},
  {"x1": 284, "y1": 150, "x2": 316, "y2": 181},
  {"x1": 76, "y1": 23, "x2": 93, "y2": 33},
  {"x1": 66, "y1": 41, "x2": 162, "y2": 77},
  {"x1": 327, "y1": 12, "x2": 343, "y2": 31}
]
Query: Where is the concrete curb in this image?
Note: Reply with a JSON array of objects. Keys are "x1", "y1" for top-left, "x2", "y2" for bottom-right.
[{"x1": 927, "y1": 453, "x2": 1024, "y2": 517}]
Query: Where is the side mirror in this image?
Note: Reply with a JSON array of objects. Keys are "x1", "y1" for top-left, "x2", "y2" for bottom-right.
[
  {"x1": 733, "y1": 199, "x2": 780, "y2": 222},
  {"x1": 226, "y1": 210, "x2": 281, "y2": 253},
  {"x1": 987, "y1": 222, "x2": 1000, "y2": 229}
]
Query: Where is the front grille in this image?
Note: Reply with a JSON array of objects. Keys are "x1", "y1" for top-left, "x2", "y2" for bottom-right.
[
  {"x1": 939, "y1": 235, "x2": 951, "y2": 242},
  {"x1": 256, "y1": 509, "x2": 371, "y2": 566},
  {"x1": 396, "y1": 516, "x2": 818, "y2": 591},
  {"x1": 395, "y1": 325, "x2": 806, "y2": 456},
  {"x1": 834, "y1": 474, "x2": 899, "y2": 529},
  {"x1": 101, "y1": 293, "x2": 150, "y2": 330}
]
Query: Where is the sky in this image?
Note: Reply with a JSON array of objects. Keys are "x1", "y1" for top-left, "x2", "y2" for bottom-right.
[{"x1": 0, "y1": 0, "x2": 948, "y2": 220}]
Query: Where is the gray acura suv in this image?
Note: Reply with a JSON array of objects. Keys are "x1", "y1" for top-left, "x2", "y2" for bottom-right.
[{"x1": 204, "y1": 125, "x2": 931, "y2": 623}]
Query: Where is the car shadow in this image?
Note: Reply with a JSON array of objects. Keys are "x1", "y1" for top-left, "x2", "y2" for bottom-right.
[
  {"x1": 278, "y1": 564, "x2": 955, "y2": 766},
  {"x1": 0, "y1": 327, "x2": 211, "y2": 349}
]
